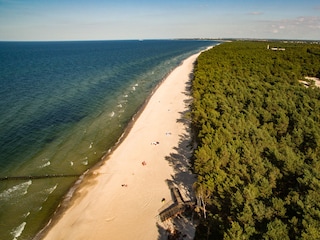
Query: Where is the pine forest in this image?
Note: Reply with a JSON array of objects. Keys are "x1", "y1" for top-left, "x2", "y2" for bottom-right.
[{"x1": 191, "y1": 41, "x2": 320, "y2": 239}]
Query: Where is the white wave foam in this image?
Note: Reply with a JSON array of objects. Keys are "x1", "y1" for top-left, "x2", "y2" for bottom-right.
[
  {"x1": 11, "y1": 222, "x2": 26, "y2": 240},
  {"x1": 23, "y1": 211, "x2": 30, "y2": 218},
  {"x1": 0, "y1": 180, "x2": 32, "y2": 201},
  {"x1": 46, "y1": 184, "x2": 58, "y2": 195},
  {"x1": 82, "y1": 156, "x2": 88, "y2": 165},
  {"x1": 38, "y1": 161, "x2": 51, "y2": 168}
]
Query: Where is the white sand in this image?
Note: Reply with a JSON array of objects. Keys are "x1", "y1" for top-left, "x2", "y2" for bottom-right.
[
  {"x1": 42, "y1": 51, "x2": 203, "y2": 240},
  {"x1": 300, "y1": 76, "x2": 320, "y2": 88},
  {"x1": 305, "y1": 76, "x2": 320, "y2": 87}
]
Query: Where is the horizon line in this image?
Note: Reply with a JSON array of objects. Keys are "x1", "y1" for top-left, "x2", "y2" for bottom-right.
[{"x1": 0, "y1": 37, "x2": 319, "y2": 43}]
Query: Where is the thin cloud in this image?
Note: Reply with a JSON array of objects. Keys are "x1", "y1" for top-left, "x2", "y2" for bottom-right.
[
  {"x1": 248, "y1": 11, "x2": 263, "y2": 16},
  {"x1": 268, "y1": 16, "x2": 320, "y2": 37},
  {"x1": 293, "y1": 16, "x2": 320, "y2": 28}
]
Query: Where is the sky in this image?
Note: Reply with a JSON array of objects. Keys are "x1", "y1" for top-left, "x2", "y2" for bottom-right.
[{"x1": 0, "y1": 0, "x2": 319, "y2": 41}]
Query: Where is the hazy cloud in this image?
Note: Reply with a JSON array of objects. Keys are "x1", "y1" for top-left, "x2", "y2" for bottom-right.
[
  {"x1": 248, "y1": 11, "x2": 263, "y2": 15},
  {"x1": 268, "y1": 16, "x2": 320, "y2": 38}
]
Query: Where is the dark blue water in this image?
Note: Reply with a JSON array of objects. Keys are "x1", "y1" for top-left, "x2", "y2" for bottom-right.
[{"x1": 0, "y1": 40, "x2": 218, "y2": 239}]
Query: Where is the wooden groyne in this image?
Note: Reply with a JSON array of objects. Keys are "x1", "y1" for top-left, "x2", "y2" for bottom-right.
[{"x1": 0, "y1": 174, "x2": 80, "y2": 181}]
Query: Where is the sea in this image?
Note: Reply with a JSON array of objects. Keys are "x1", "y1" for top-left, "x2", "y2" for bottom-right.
[{"x1": 0, "y1": 39, "x2": 218, "y2": 239}]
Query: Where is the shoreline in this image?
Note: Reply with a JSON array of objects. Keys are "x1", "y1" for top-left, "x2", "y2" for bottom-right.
[
  {"x1": 34, "y1": 64, "x2": 182, "y2": 240},
  {"x1": 37, "y1": 49, "x2": 208, "y2": 240}
]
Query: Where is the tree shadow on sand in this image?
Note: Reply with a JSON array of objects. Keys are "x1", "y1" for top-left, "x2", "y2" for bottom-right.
[{"x1": 157, "y1": 71, "x2": 198, "y2": 240}]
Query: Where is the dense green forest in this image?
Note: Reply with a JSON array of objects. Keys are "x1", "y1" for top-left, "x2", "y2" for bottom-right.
[{"x1": 191, "y1": 41, "x2": 320, "y2": 239}]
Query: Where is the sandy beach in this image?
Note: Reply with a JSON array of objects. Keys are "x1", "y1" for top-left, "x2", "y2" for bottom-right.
[{"x1": 40, "y1": 50, "x2": 204, "y2": 240}]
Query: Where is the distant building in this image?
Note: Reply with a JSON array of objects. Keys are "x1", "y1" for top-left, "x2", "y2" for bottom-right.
[{"x1": 267, "y1": 45, "x2": 285, "y2": 51}]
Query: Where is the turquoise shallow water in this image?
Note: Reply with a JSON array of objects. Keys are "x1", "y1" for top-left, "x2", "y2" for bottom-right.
[{"x1": 0, "y1": 40, "x2": 218, "y2": 239}]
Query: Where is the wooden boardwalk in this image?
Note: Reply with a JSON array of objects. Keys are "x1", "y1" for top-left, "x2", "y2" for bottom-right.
[{"x1": 159, "y1": 187, "x2": 195, "y2": 222}]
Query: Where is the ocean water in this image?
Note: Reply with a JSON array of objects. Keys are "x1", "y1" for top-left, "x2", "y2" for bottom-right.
[{"x1": 0, "y1": 40, "x2": 218, "y2": 239}]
